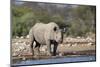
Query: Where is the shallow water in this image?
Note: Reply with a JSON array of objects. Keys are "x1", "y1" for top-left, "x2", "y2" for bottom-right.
[{"x1": 12, "y1": 55, "x2": 96, "y2": 66}]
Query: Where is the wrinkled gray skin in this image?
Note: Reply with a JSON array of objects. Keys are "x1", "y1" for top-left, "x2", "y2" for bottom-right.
[{"x1": 29, "y1": 22, "x2": 63, "y2": 56}]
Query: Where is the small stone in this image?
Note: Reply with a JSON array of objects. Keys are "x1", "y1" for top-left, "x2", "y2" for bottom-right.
[
  {"x1": 26, "y1": 35, "x2": 29, "y2": 38},
  {"x1": 20, "y1": 36, "x2": 24, "y2": 39},
  {"x1": 19, "y1": 46, "x2": 25, "y2": 50},
  {"x1": 72, "y1": 43, "x2": 77, "y2": 46},
  {"x1": 73, "y1": 51, "x2": 76, "y2": 54},
  {"x1": 40, "y1": 46, "x2": 47, "y2": 52},
  {"x1": 18, "y1": 40, "x2": 22, "y2": 43},
  {"x1": 16, "y1": 48, "x2": 21, "y2": 52},
  {"x1": 59, "y1": 53, "x2": 63, "y2": 56},
  {"x1": 15, "y1": 42, "x2": 18, "y2": 45},
  {"x1": 77, "y1": 36, "x2": 81, "y2": 39},
  {"x1": 87, "y1": 42, "x2": 92, "y2": 46},
  {"x1": 16, "y1": 36, "x2": 19, "y2": 39},
  {"x1": 22, "y1": 57, "x2": 26, "y2": 60},
  {"x1": 67, "y1": 44, "x2": 71, "y2": 46},
  {"x1": 12, "y1": 53, "x2": 17, "y2": 56},
  {"x1": 22, "y1": 42, "x2": 26, "y2": 45},
  {"x1": 60, "y1": 44, "x2": 63, "y2": 47},
  {"x1": 18, "y1": 54, "x2": 21, "y2": 57}
]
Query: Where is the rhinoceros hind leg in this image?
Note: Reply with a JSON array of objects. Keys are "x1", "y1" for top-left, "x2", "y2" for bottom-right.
[{"x1": 34, "y1": 41, "x2": 40, "y2": 57}]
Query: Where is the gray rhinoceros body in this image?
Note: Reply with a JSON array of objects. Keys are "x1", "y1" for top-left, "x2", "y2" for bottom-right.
[{"x1": 29, "y1": 22, "x2": 63, "y2": 56}]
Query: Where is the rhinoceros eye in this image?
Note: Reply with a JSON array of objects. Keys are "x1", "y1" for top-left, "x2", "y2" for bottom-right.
[{"x1": 53, "y1": 27, "x2": 57, "y2": 31}]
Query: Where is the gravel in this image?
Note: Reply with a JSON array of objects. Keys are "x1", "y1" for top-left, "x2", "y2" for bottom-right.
[{"x1": 11, "y1": 36, "x2": 95, "y2": 57}]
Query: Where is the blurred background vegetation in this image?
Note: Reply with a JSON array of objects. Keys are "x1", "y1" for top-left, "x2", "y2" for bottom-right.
[{"x1": 11, "y1": 0, "x2": 96, "y2": 38}]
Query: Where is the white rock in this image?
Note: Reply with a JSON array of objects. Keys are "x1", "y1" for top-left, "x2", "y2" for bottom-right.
[
  {"x1": 18, "y1": 40, "x2": 22, "y2": 43},
  {"x1": 18, "y1": 54, "x2": 21, "y2": 57},
  {"x1": 20, "y1": 36, "x2": 24, "y2": 39},
  {"x1": 60, "y1": 44, "x2": 63, "y2": 47},
  {"x1": 26, "y1": 35, "x2": 29, "y2": 38},
  {"x1": 72, "y1": 43, "x2": 77, "y2": 46},
  {"x1": 15, "y1": 42, "x2": 19, "y2": 45},
  {"x1": 19, "y1": 46, "x2": 25, "y2": 50},
  {"x1": 22, "y1": 42, "x2": 26, "y2": 45},
  {"x1": 67, "y1": 44, "x2": 71, "y2": 46},
  {"x1": 41, "y1": 47, "x2": 45, "y2": 52},
  {"x1": 73, "y1": 51, "x2": 76, "y2": 54},
  {"x1": 22, "y1": 57, "x2": 26, "y2": 60},
  {"x1": 16, "y1": 48, "x2": 21, "y2": 52},
  {"x1": 13, "y1": 53, "x2": 17, "y2": 56},
  {"x1": 59, "y1": 53, "x2": 63, "y2": 56},
  {"x1": 77, "y1": 36, "x2": 81, "y2": 39},
  {"x1": 86, "y1": 37, "x2": 92, "y2": 41},
  {"x1": 40, "y1": 46, "x2": 47, "y2": 52},
  {"x1": 16, "y1": 36, "x2": 19, "y2": 39},
  {"x1": 87, "y1": 43, "x2": 92, "y2": 46}
]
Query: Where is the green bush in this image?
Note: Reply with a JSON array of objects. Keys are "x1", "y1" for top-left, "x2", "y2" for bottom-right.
[{"x1": 12, "y1": 5, "x2": 96, "y2": 38}]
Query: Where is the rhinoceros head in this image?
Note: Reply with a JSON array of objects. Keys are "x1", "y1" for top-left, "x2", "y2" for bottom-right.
[{"x1": 53, "y1": 26, "x2": 63, "y2": 44}]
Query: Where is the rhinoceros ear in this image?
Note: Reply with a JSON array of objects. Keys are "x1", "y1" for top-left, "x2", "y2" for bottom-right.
[{"x1": 53, "y1": 26, "x2": 57, "y2": 31}]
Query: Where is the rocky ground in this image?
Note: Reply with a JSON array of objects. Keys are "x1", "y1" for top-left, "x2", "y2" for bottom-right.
[{"x1": 11, "y1": 36, "x2": 96, "y2": 60}]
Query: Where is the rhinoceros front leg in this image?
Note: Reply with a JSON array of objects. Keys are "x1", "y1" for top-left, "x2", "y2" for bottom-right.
[
  {"x1": 53, "y1": 42, "x2": 58, "y2": 56},
  {"x1": 46, "y1": 40, "x2": 52, "y2": 56}
]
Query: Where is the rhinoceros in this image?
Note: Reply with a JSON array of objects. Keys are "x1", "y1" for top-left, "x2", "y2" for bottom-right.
[{"x1": 29, "y1": 22, "x2": 63, "y2": 56}]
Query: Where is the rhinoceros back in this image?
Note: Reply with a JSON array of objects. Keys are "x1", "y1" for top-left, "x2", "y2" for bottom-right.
[{"x1": 31, "y1": 22, "x2": 59, "y2": 45}]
